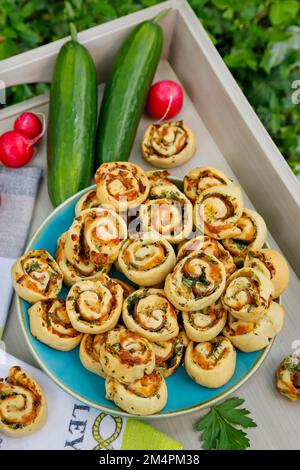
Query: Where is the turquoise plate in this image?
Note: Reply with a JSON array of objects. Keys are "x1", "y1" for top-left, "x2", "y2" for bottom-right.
[{"x1": 17, "y1": 181, "x2": 273, "y2": 418}]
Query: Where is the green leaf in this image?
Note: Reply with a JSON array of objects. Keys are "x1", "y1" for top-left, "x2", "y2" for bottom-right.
[
  {"x1": 0, "y1": 37, "x2": 18, "y2": 59},
  {"x1": 269, "y1": 0, "x2": 299, "y2": 26},
  {"x1": 216, "y1": 397, "x2": 257, "y2": 428}
]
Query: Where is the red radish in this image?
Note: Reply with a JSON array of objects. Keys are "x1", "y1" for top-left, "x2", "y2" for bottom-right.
[
  {"x1": 0, "y1": 131, "x2": 34, "y2": 168},
  {"x1": 14, "y1": 112, "x2": 43, "y2": 139},
  {"x1": 147, "y1": 80, "x2": 183, "y2": 120}
]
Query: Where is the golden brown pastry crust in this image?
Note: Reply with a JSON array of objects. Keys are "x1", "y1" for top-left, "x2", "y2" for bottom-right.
[
  {"x1": 184, "y1": 166, "x2": 232, "y2": 203},
  {"x1": 276, "y1": 354, "x2": 300, "y2": 401}
]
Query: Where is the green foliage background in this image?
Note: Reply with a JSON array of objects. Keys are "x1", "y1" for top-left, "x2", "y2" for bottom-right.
[{"x1": 1, "y1": 0, "x2": 300, "y2": 173}]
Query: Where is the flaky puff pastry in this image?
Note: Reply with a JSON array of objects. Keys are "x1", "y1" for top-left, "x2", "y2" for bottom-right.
[
  {"x1": 0, "y1": 367, "x2": 47, "y2": 437},
  {"x1": 184, "y1": 336, "x2": 236, "y2": 388},
  {"x1": 95, "y1": 162, "x2": 150, "y2": 211},
  {"x1": 75, "y1": 189, "x2": 102, "y2": 216},
  {"x1": 12, "y1": 249, "x2": 63, "y2": 304},
  {"x1": 223, "y1": 301, "x2": 285, "y2": 352},
  {"x1": 182, "y1": 300, "x2": 227, "y2": 342},
  {"x1": 177, "y1": 236, "x2": 236, "y2": 277},
  {"x1": 245, "y1": 249, "x2": 289, "y2": 298},
  {"x1": 222, "y1": 209, "x2": 267, "y2": 262},
  {"x1": 79, "y1": 333, "x2": 106, "y2": 378},
  {"x1": 276, "y1": 354, "x2": 300, "y2": 401},
  {"x1": 66, "y1": 275, "x2": 123, "y2": 334},
  {"x1": 100, "y1": 326, "x2": 155, "y2": 384},
  {"x1": 164, "y1": 252, "x2": 226, "y2": 312},
  {"x1": 184, "y1": 166, "x2": 232, "y2": 203},
  {"x1": 151, "y1": 328, "x2": 189, "y2": 378},
  {"x1": 118, "y1": 237, "x2": 176, "y2": 287},
  {"x1": 28, "y1": 298, "x2": 82, "y2": 351},
  {"x1": 106, "y1": 371, "x2": 167, "y2": 416},
  {"x1": 56, "y1": 233, "x2": 110, "y2": 287},
  {"x1": 123, "y1": 288, "x2": 179, "y2": 342},
  {"x1": 142, "y1": 121, "x2": 196, "y2": 169},
  {"x1": 222, "y1": 267, "x2": 274, "y2": 322},
  {"x1": 194, "y1": 185, "x2": 243, "y2": 239}
]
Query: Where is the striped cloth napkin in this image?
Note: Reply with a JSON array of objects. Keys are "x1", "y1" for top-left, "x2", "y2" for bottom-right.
[{"x1": 0, "y1": 166, "x2": 42, "y2": 338}]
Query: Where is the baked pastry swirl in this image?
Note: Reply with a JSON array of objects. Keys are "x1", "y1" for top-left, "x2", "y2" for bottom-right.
[
  {"x1": 56, "y1": 233, "x2": 110, "y2": 287},
  {"x1": 64, "y1": 207, "x2": 127, "y2": 271},
  {"x1": 164, "y1": 252, "x2": 226, "y2": 311},
  {"x1": 12, "y1": 249, "x2": 63, "y2": 303},
  {"x1": 95, "y1": 162, "x2": 150, "y2": 211},
  {"x1": 184, "y1": 166, "x2": 232, "y2": 203},
  {"x1": 184, "y1": 336, "x2": 236, "y2": 388},
  {"x1": 0, "y1": 367, "x2": 47, "y2": 437},
  {"x1": 222, "y1": 267, "x2": 274, "y2": 322},
  {"x1": 151, "y1": 329, "x2": 188, "y2": 378},
  {"x1": 141, "y1": 121, "x2": 196, "y2": 168},
  {"x1": 100, "y1": 326, "x2": 155, "y2": 384},
  {"x1": 66, "y1": 276, "x2": 123, "y2": 334},
  {"x1": 146, "y1": 170, "x2": 173, "y2": 190},
  {"x1": 222, "y1": 209, "x2": 267, "y2": 262},
  {"x1": 182, "y1": 300, "x2": 227, "y2": 342},
  {"x1": 75, "y1": 189, "x2": 102, "y2": 216},
  {"x1": 276, "y1": 354, "x2": 300, "y2": 401},
  {"x1": 111, "y1": 278, "x2": 135, "y2": 299},
  {"x1": 245, "y1": 249, "x2": 289, "y2": 298},
  {"x1": 177, "y1": 235, "x2": 236, "y2": 277},
  {"x1": 223, "y1": 301, "x2": 285, "y2": 352},
  {"x1": 123, "y1": 288, "x2": 179, "y2": 341},
  {"x1": 106, "y1": 371, "x2": 167, "y2": 415},
  {"x1": 28, "y1": 298, "x2": 82, "y2": 351},
  {"x1": 79, "y1": 333, "x2": 106, "y2": 377},
  {"x1": 194, "y1": 185, "x2": 243, "y2": 239},
  {"x1": 118, "y1": 237, "x2": 176, "y2": 287}
]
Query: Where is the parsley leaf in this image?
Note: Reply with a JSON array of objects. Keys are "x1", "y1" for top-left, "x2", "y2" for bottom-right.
[
  {"x1": 182, "y1": 277, "x2": 196, "y2": 288},
  {"x1": 195, "y1": 397, "x2": 257, "y2": 450}
]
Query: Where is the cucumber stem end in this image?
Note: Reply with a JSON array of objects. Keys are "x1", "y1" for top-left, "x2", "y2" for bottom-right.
[
  {"x1": 153, "y1": 8, "x2": 172, "y2": 24},
  {"x1": 70, "y1": 23, "x2": 78, "y2": 42}
]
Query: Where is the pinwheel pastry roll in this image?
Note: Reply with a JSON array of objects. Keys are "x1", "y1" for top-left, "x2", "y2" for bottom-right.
[
  {"x1": 223, "y1": 301, "x2": 285, "y2": 352},
  {"x1": 118, "y1": 237, "x2": 176, "y2": 287},
  {"x1": 146, "y1": 170, "x2": 173, "y2": 190},
  {"x1": 66, "y1": 275, "x2": 123, "y2": 334},
  {"x1": 164, "y1": 252, "x2": 226, "y2": 312},
  {"x1": 141, "y1": 121, "x2": 196, "y2": 168},
  {"x1": 182, "y1": 300, "x2": 227, "y2": 342},
  {"x1": 12, "y1": 249, "x2": 63, "y2": 303},
  {"x1": 221, "y1": 267, "x2": 274, "y2": 322},
  {"x1": 276, "y1": 354, "x2": 300, "y2": 401},
  {"x1": 79, "y1": 333, "x2": 106, "y2": 378},
  {"x1": 0, "y1": 367, "x2": 47, "y2": 437},
  {"x1": 222, "y1": 209, "x2": 267, "y2": 263},
  {"x1": 177, "y1": 235, "x2": 236, "y2": 277},
  {"x1": 245, "y1": 249, "x2": 289, "y2": 298},
  {"x1": 106, "y1": 371, "x2": 167, "y2": 415},
  {"x1": 194, "y1": 185, "x2": 243, "y2": 239},
  {"x1": 123, "y1": 288, "x2": 179, "y2": 341},
  {"x1": 75, "y1": 189, "x2": 102, "y2": 216},
  {"x1": 100, "y1": 326, "x2": 155, "y2": 384},
  {"x1": 184, "y1": 336, "x2": 236, "y2": 388},
  {"x1": 111, "y1": 278, "x2": 135, "y2": 299},
  {"x1": 95, "y1": 162, "x2": 150, "y2": 211},
  {"x1": 184, "y1": 166, "x2": 232, "y2": 203},
  {"x1": 56, "y1": 233, "x2": 110, "y2": 287},
  {"x1": 151, "y1": 329, "x2": 188, "y2": 378},
  {"x1": 28, "y1": 298, "x2": 82, "y2": 351},
  {"x1": 64, "y1": 207, "x2": 127, "y2": 271}
]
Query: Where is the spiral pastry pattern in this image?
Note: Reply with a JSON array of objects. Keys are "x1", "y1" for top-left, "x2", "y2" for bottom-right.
[
  {"x1": 123, "y1": 288, "x2": 179, "y2": 341},
  {"x1": 146, "y1": 170, "x2": 173, "y2": 191},
  {"x1": 222, "y1": 267, "x2": 274, "y2": 322},
  {"x1": 184, "y1": 336, "x2": 236, "y2": 388},
  {"x1": 223, "y1": 301, "x2": 285, "y2": 352},
  {"x1": 182, "y1": 300, "x2": 227, "y2": 342},
  {"x1": 142, "y1": 121, "x2": 196, "y2": 169},
  {"x1": 95, "y1": 162, "x2": 150, "y2": 211},
  {"x1": 106, "y1": 371, "x2": 167, "y2": 415},
  {"x1": 194, "y1": 185, "x2": 243, "y2": 239},
  {"x1": 184, "y1": 166, "x2": 232, "y2": 203},
  {"x1": 151, "y1": 329, "x2": 188, "y2": 378},
  {"x1": 75, "y1": 189, "x2": 102, "y2": 216},
  {"x1": 245, "y1": 249, "x2": 289, "y2": 298},
  {"x1": 12, "y1": 249, "x2": 63, "y2": 303},
  {"x1": 164, "y1": 252, "x2": 226, "y2": 311},
  {"x1": 276, "y1": 354, "x2": 300, "y2": 401},
  {"x1": 111, "y1": 278, "x2": 135, "y2": 299},
  {"x1": 0, "y1": 367, "x2": 47, "y2": 437},
  {"x1": 79, "y1": 333, "x2": 107, "y2": 378},
  {"x1": 118, "y1": 237, "x2": 176, "y2": 287},
  {"x1": 66, "y1": 276, "x2": 123, "y2": 334},
  {"x1": 28, "y1": 298, "x2": 82, "y2": 351}
]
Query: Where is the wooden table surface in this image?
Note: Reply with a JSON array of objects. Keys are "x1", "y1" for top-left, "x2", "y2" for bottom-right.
[{"x1": 2, "y1": 61, "x2": 300, "y2": 450}]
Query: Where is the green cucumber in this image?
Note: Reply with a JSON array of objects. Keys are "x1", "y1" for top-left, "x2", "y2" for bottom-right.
[
  {"x1": 47, "y1": 24, "x2": 97, "y2": 207},
  {"x1": 95, "y1": 15, "x2": 164, "y2": 166}
]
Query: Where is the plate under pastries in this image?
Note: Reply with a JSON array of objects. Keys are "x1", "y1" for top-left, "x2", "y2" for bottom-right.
[{"x1": 17, "y1": 178, "x2": 275, "y2": 418}]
